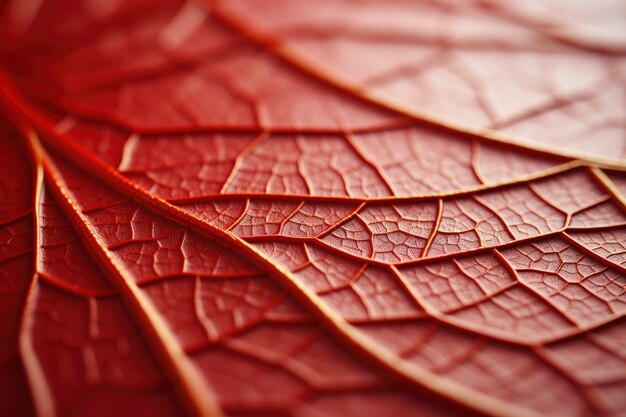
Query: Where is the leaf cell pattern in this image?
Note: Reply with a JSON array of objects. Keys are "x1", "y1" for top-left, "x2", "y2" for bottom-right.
[{"x1": 0, "y1": 1, "x2": 625, "y2": 417}]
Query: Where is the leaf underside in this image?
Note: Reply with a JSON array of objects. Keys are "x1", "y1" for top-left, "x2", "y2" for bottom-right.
[{"x1": 0, "y1": 1, "x2": 625, "y2": 417}]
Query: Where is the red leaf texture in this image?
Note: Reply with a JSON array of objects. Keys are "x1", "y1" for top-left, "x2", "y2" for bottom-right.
[{"x1": 0, "y1": 1, "x2": 625, "y2": 417}]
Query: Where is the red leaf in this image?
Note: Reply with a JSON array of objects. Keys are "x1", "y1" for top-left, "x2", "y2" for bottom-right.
[{"x1": 1, "y1": 1, "x2": 625, "y2": 417}]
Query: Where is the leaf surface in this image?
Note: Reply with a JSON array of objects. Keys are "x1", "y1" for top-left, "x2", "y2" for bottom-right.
[{"x1": 0, "y1": 1, "x2": 625, "y2": 417}]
